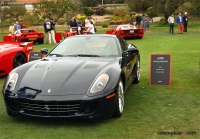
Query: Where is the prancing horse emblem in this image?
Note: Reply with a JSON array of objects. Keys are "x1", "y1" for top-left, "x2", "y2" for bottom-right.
[{"x1": 44, "y1": 105, "x2": 50, "y2": 111}]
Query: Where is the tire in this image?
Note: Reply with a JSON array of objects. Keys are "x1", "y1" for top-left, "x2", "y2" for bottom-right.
[
  {"x1": 38, "y1": 39, "x2": 44, "y2": 44},
  {"x1": 13, "y1": 53, "x2": 27, "y2": 68},
  {"x1": 113, "y1": 79, "x2": 124, "y2": 117},
  {"x1": 6, "y1": 108, "x2": 18, "y2": 117},
  {"x1": 133, "y1": 60, "x2": 140, "y2": 84}
]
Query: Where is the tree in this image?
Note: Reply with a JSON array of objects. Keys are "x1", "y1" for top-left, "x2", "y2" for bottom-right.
[
  {"x1": 125, "y1": 0, "x2": 187, "y2": 23},
  {"x1": 80, "y1": 0, "x2": 99, "y2": 7},
  {"x1": 1, "y1": 3, "x2": 27, "y2": 21},
  {"x1": 189, "y1": 0, "x2": 200, "y2": 19},
  {"x1": 33, "y1": 0, "x2": 78, "y2": 21},
  {"x1": 154, "y1": 0, "x2": 176, "y2": 23},
  {"x1": 80, "y1": 0, "x2": 125, "y2": 7}
]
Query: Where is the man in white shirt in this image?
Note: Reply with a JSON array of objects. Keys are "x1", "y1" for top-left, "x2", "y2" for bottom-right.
[
  {"x1": 87, "y1": 17, "x2": 95, "y2": 34},
  {"x1": 168, "y1": 13, "x2": 175, "y2": 34}
]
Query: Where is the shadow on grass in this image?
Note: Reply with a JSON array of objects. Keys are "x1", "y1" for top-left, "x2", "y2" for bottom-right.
[{"x1": 8, "y1": 114, "x2": 116, "y2": 127}]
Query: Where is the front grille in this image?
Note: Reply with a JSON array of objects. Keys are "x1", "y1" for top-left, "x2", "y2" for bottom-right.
[{"x1": 18, "y1": 100, "x2": 81, "y2": 117}]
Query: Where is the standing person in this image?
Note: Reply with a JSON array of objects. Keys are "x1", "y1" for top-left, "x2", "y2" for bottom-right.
[
  {"x1": 74, "y1": 17, "x2": 78, "y2": 28},
  {"x1": 176, "y1": 12, "x2": 183, "y2": 34},
  {"x1": 145, "y1": 14, "x2": 151, "y2": 32},
  {"x1": 135, "y1": 14, "x2": 142, "y2": 28},
  {"x1": 49, "y1": 18, "x2": 56, "y2": 44},
  {"x1": 87, "y1": 18, "x2": 95, "y2": 34},
  {"x1": 46, "y1": 19, "x2": 56, "y2": 44},
  {"x1": 167, "y1": 13, "x2": 175, "y2": 34},
  {"x1": 77, "y1": 22, "x2": 83, "y2": 35},
  {"x1": 43, "y1": 18, "x2": 49, "y2": 44},
  {"x1": 9, "y1": 22, "x2": 15, "y2": 34},
  {"x1": 69, "y1": 17, "x2": 75, "y2": 28},
  {"x1": 69, "y1": 17, "x2": 78, "y2": 32},
  {"x1": 141, "y1": 14, "x2": 146, "y2": 31},
  {"x1": 183, "y1": 12, "x2": 188, "y2": 32},
  {"x1": 84, "y1": 16, "x2": 90, "y2": 28},
  {"x1": 69, "y1": 17, "x2": 75, "y2": 32},
  {"x1": 74, "y1": 17, "x2": 79, "y2": 33},
  {"x1": 50, "y1": 18, "x2": 56, "y2": 33},
  {"x1": 14, "y1": 21, "x2": 21, "y2": 31}
]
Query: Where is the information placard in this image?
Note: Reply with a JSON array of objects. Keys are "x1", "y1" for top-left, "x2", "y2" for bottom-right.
[
  {"x1": 29, "y1": 51, "x2": 43, "y2": 61},
  {"x1": 149, "y1": 54, "x2": 172, "y2": 85}
]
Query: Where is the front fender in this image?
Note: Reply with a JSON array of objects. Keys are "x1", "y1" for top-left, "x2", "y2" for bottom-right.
[{"x1": 86, "y1": 60, "x2": 122, "y2": 97}]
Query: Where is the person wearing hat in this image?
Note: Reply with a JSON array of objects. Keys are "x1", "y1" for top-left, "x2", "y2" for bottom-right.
[{"x1": 183, "y1": 12, "x2": 188, "y2": 32}]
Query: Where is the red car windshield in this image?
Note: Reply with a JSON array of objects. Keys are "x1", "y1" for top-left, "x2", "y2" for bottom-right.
[{"x1": 121, "y1": 25, "x2": 137, "y2": 29}]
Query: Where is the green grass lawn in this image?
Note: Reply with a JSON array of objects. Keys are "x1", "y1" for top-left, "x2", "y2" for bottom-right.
[{"x1": 0, "y1": 26, "x2": 199, "y2": 139}]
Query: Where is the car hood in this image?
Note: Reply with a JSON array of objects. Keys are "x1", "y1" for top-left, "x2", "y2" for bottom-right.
[{"x1": 18, "y1": 57, "x2": 118, "y2": 96}]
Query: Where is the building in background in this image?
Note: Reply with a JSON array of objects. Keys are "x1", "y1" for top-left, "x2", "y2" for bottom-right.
[
  {"x1": 1, "y1": 0, "x2": 38, "y2": 10},
  {"x1": 1, "y1": 0, "x2": 38, "y2": 4}
]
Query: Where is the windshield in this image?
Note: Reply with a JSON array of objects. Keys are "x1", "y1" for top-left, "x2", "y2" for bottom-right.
[
  {"x1": 121, "y1": 25, "x2": 137, "y2": 29},
  {"x1": 49, "y1": 36, "x2": 119, "y2": 57}
]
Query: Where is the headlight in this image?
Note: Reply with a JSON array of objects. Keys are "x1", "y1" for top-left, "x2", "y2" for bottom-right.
[
  {"x1": 5, "y1": 73, "x2": 19, "y2": 91},
  {"x1": 90, "y1": 74, "x2": 109, "y2": 93}
]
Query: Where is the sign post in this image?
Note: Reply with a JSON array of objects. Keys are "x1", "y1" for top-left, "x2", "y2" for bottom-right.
[
  {"x1": 149, "y1": 54, "x2": 172, "y2": 85},
  {"x1": 29, "y1": 51, "x2": 43, "y2": 61}
]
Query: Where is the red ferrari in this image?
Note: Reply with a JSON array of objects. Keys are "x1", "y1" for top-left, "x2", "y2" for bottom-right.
[
  {"x1": 106, "y1": 24, "x2": 144, "y2": 39},
  {"x1": 63, "y1": 27, "x2": 88, "y2": 38},
  {"x1": 5, "y1": 29, "x2": 44, "y2": 44},
  {"x1": 0, "y1": 42, "x2": 34, "y2": 76}
]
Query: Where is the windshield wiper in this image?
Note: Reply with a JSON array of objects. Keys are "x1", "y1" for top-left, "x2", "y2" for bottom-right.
[
  {"x1": 48, "y1": 54, "x2": 64, "y2": 57},
  {"x1": 67, "y1": 54, "x2": 101, "y2": 57}
]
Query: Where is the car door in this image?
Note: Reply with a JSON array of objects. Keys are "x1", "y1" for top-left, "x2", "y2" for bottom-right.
[{"x1": 118, "y1": 37, "x2": 135, "y2": 84}]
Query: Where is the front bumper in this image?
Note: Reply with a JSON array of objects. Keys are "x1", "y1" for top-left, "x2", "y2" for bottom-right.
[
  {"x1": 4, "y1": 90, "x2": 118, "y2": 120},
  {"x1": 121, "y1": 33, "x2": 144, "y2": 38},
  {"x1": 21, "y1": 38, "x2": 43, "y2": 42}
]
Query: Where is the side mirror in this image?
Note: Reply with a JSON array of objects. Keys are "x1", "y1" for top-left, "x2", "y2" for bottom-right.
[
  {"x1": 123, "y1": 44, "x2": 138, "y2": 55},
  {"x1": 41, "y1": 48, "x2": 48, "y2": 55},
  {"x1": 127, "y1": 47, "x2": 138, "y2": 54}
]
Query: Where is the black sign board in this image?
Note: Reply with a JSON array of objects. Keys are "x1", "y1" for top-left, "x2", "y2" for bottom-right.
[
  {"x1": 149, "y1": 54, "x2": 172, "y2": 85},
  {"x1": 29, "y1": 52, "x2": 43, "y2": 61}
]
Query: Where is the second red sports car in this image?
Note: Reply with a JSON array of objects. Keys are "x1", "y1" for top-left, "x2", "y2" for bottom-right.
[
  {"x1": 5, "y1": 29, "x2": 44, "y2": 44},
  {"x1": 63, "y1": 27, "x2": 88, "y2": 38},
  {"x1": 0, "y1": 42, "x2": 34, "y2": 76},
  {"x1": 106, "y1": 24, "x2": 144, "y2": 39}
]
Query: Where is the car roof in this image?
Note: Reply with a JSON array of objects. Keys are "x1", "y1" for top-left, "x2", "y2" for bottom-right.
[
  {"x1": 68, "y1": 34, "x2": 117, "y2": 38},
  {"x1": 67, "y1": 34, "x2": 117, "y2": 39},
  {"x1": 117, "y1": 24, "x2": 137, "y2": 29}
]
